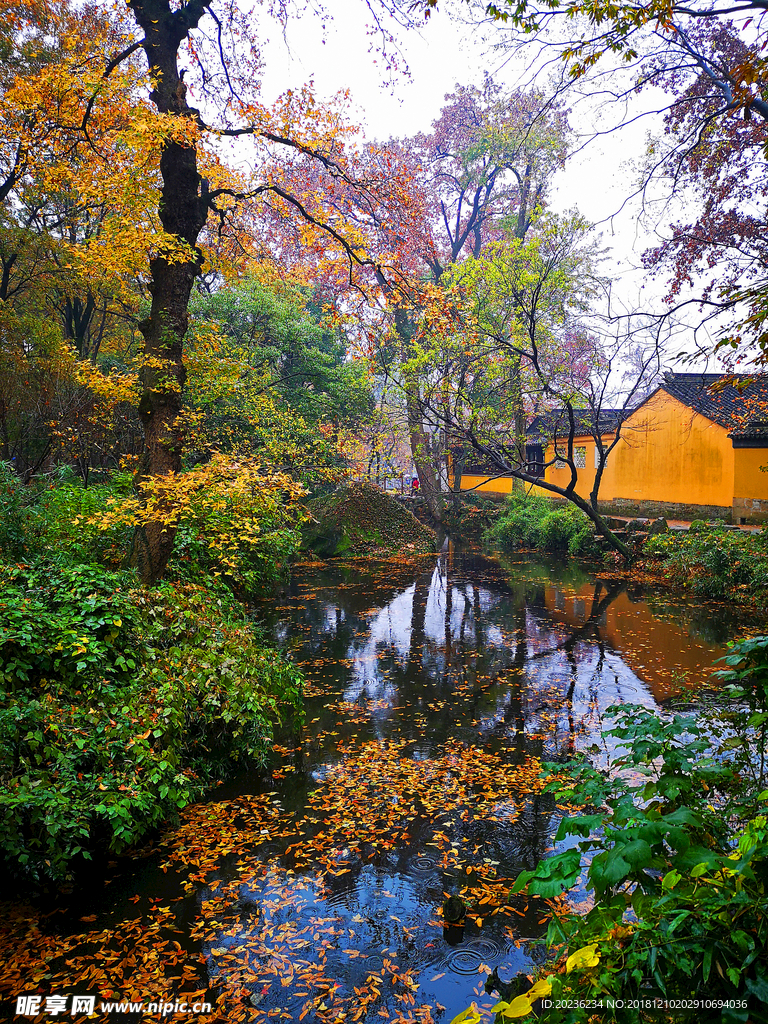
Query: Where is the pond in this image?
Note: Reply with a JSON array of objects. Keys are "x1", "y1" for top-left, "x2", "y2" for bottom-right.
[{"x1": 1, "y1": 545, "x2": 759, "y2": 1024}]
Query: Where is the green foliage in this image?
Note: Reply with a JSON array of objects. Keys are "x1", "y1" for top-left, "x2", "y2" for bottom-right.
[
  {"x1": 31, "y1": 474, "x2": 134, "y2": 566},
  {"x1": 716, "y1": 634, "x2": 768, "y2": 801},
  {"x1": 0, "y1": 562, "x2": 142, "y2": 692},
  {"x1": 0, "y1": 560, "x2": 303, "y2": 884},
  {"x1": 191, "y1": 281, "x2": 372, "y2": 427},
  {"x1": 2, "y1": 468, "x2": 304, "y2": 599},
  {"x1": 644, "y1": 522, "x2": 768, "y2": 602},
  {"x1": 486, "y1": 492, "x2": 598, "y2": 556},
  {"x1": 0, "y1": 461, "x2": 27, "y2": 557},
  {"x1": 506, "y1": 690, "x2": 768, "y2": 1023},
  {"x1": 302, "y1": 480, "x2": 435, "y2": 557},
  {"x1": 186, "y1": 278, "x2": 373, "y2": 486},
  {"x1": 0, "y1": 470, "x2": 135, "y2": 567}
]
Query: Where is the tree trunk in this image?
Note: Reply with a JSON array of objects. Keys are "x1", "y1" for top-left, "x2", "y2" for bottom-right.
[
  {"x1": 450, "y1": 447, "x2": 465, "y2": 512},
  {"x1": 512, "y1": 386, "x2": 526, "y2": 496},
  {"x1": 389, "y1": 303, "x2": 444, "y2": 522},
  {"x1": 404, "y1": 382, "x2": 444, "y2": 521},
  {"x1": 128, "y1": 0, "x2": 210, "y2": 584}
]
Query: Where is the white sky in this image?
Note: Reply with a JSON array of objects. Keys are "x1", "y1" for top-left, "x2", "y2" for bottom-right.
[
  {"x1": 260, "y1": 2, "x2": 658, "y2": 229},
  {"x1": 258, "y1": 0, "x2": 725, "y2": 370}
]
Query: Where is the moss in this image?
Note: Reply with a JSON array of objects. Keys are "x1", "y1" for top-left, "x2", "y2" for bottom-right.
[{"x1": 302, "y1": 481, "x2": 435, "y2": 558}]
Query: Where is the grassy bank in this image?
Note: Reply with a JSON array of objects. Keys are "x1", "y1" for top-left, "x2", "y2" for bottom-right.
[
  {"x1": 484, "y1": 492, "x2": 600, "y2": 557},
  {"x1": 302, "y1": 480, "x2": 435, "y2": 557},
  {"x1": 485, "y1": 493, "x2": 768, "y2": 612},
  {"x1": 641, "y1": 522, "x2": 768, "y2": 608}
]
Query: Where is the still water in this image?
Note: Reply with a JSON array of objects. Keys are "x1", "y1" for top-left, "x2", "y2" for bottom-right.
[
  {"x1": 4, "y1": 546, "x2": 758, "y2": 1024},
  {"x1": 198, "y1": 544, "x2": 748, "y2": 1024}
]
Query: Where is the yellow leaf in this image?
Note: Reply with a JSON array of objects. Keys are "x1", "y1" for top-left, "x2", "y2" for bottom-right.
[
  {"x1": 494, "y1": 995, "x2": 533, "y2": 1018},
  {"x1": 566, "y1": 944, "x2": 600, "y2": 973},
  {"x1": 449, "y1": 1006, "x2": 482, "y2": 1024},
  {"x1": 527, "y1": 978, "x2": 552, "y2": 999}
]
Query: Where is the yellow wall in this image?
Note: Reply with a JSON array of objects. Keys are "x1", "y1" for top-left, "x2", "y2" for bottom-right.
[
  {"x1": 459, "y1": 473, "x2": 514, "y2": 496},
  {"x1": 734, "y1": 448, "x2": 768, "y2": 501},
  {"x1": 457, "y1": 440, "x2": 608, "y2": 502},
  {"x1": 605, "y1": 390, "x2": 733, "y2": 507},
  {"x1": 544, "y1": 437, "x2": 607, "y2": 501},
  {"x1": 532, "y1": 390, "x2": 737, "y2": 508},
  {"x1": 457, "y1": 391, "x2": 768, "y2": 512}
]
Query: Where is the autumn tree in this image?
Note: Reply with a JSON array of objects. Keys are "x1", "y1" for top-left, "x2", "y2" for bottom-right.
[
  {"x1": 0, "y1": 0, "x2": 444, "y2": 581},
  {"x1": 414, "y1": 212, "x2": 664, "y2": 558},
  {"x1": 639, "y1": 22, "x2": 768, "y2": 366},
  {"x1": 369, "y1": 81, "x2": 570, "y2": 518},
  {"x1": 0, "y1": 3, "x2": 145, "y2": 478},
  {"x1": 479, "y1": 0, "x2": 768, "y2": 120},
  {"x1": 475, "y1": 0, "x2": 768, "y2": 364}
]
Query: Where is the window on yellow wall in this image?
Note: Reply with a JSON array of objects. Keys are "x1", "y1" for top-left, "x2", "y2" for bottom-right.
[{"x1": 554, "y1": 447, "x2": 586, "y2": 468}]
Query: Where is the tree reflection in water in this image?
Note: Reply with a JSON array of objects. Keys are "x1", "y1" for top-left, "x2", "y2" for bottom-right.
[{"x1": 199, "y1": 543, "x2": 751, "y2": 1024}]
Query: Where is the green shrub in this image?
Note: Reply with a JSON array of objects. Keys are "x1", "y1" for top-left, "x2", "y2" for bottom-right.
[
  {"x1": 0, "y1": 469, "x2": 134, "y2": 567},
  {"x1": 0, "y1": 462, "x2": 28, "y2": 557},
  {"x1": 499, "y1": 681, "x2": 768, "y2": 1022},
  {"x1": 0, "y1": 562, "x2": 142, "y2": 692},
  {"x1": 486, "y1": 492, "x2": 599, "y2": 557},
  {"x1": 30, "y1": 475, "x2": 134, "y2": 567},
  {"x1": 0, "y1": 561, "x2": 303, "y2": 884},
  {"x1": 645, "y1": 522, "x2": 768, "y2": 602}
]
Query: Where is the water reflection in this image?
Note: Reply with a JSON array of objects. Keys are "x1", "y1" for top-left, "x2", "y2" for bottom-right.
[
  {"x1": 193, "y1": 546, "x2": 753, "y2": 1023},
  {"x1": 269, "y1": 545, "x2": 739, "y2": 770}
]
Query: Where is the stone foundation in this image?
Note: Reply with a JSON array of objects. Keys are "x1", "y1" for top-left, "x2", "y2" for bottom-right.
[
  {"x1": 460, "y1": 485, "x2": 768, "y2": 525},
  {"x1": 597, "y1": 498, "x2": 733, "y2": 524},
  {"x1": 733, "y1": 497, "x2": 768, "y2": 525}
]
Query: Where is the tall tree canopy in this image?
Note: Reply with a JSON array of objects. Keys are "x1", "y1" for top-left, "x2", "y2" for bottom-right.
[
  {"x1": 0, "y1": 0, "x2": 436, "y2": 580},
  {"x1": 367, "y1": 82, "x2": 570, "y2": 516},
  {"x1": 640, "y1": 22, "x2": 768, "y2": 364},
  {"x1": 474, "y1": 0, "x2": 768, "y2": 363}
]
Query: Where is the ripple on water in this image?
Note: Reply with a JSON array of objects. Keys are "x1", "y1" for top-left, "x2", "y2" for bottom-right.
[
  {"x1": 323, "y1": 889, "x2": 353, "y2": 909},
  {"x1": 362, "y1": 954, "x2": 384, "y2": 972},
  {"x1": 442, "y1": 937, "x2": 504, "y2": 975},
  {"x1": 371, "y1": 901, "x2": 408, "y2": 921},
  {"x1": 443, "y1": 946, "x2": 487, "y2": 976},
  {"x1": 257, "y1": 986, "x2": 305, "y2": 1009},
  {"x1": 407, "y1": 854, "x2": 438, "y2": 875},
  {"x1": 465, "y1": 937, "x2": 502, "y2": 961},
  {"x1": 256, "y1": 842, "x2": 281, "y2": 858}
]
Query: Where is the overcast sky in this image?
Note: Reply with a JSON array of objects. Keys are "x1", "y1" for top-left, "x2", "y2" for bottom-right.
[{"x1": 258, "y1": 0, "x2": 723, "y2": 370}]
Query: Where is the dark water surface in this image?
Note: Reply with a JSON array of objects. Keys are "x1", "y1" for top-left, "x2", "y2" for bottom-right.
[
  {"x1": 4, "y1": 546, "x2": 760, "y2": 1024},
  {"x1": 213, "y1": 544, "x2": 749, "y2": 1023}
]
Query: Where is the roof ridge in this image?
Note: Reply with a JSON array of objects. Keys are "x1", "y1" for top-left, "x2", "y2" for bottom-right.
[{"x1": 664, "y1": 371, "x2": 758, "y2": 380}]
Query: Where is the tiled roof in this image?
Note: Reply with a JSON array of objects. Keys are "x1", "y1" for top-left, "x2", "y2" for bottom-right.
[
  {"x1": 660, "y1": 372, "x2": 768, "y2": 434},
  {"x1": 527, "y1": 408, "x2": 626, "y2": 438}
]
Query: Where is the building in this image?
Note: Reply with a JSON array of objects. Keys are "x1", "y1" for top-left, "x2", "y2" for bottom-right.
[{"x1": 457, "y1": 373, "x2": 768, "y2": 524}]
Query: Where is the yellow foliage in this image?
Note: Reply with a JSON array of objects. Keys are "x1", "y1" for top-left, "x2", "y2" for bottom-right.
[
  {"x1": 79, "y1": 452, "x2": 306, "y2": 580},
  {"x1": 448, "y1": 1005, "x2": 483, "y2": 1024},
  {"x1": 565, "y1": 944, "x2": 600, "y2": 973}
]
